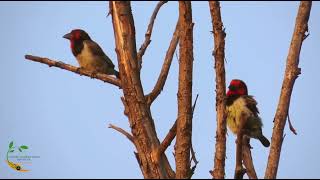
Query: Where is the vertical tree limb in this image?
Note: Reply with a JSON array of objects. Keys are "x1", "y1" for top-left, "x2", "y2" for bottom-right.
[
  {"x1": 264, "y1": 2, "x2": 312, "y2": 179},
  {"x1": 110, "y1": 1, "x2": 174, "y2": 178},
  {"x1": 234, "y1": 114, "x2": 246, "y2": 179},
  {"x1": 242, "y1": 136, "x2": 258, "y2": 179},
  {"x1": 175, "y1": 1, "x2": 194, "y2": 179},
  {"x1": 208, "y1": 1, "x2": 227, "y2": 179}
]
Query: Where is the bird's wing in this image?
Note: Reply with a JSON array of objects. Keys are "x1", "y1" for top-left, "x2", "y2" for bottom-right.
[
  {"x1": 84, "y1": 40, "x2": 115, "y2": 69},
  {"x1": 244, "y1": 95, "x2": 260, "y2": 116}
]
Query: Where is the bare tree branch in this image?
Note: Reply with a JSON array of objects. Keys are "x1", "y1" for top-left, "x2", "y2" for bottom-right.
[
  {"x1": 192, "y1": 94, "x2": 199, "y2": 115},
  {"x1": 242, "y1": 136, "x2": 258, "y2": 179},
  {"x1": 208, "y1": 1, "x2": 227, "y2": 179},
  {"x1": 25, "y1": 55, "x2": 121, "y2": 87},
  {"x1": 187, "y1": 93, "x2": 200, "y2": 178},
  {"x1": 145, "y1": 21, "x2": 180, "y2": 106},
  {"x1": 287, "y1": 112, "x2": 298, "y2": 135},
  {"x1": 175, "y1": 2, "x2": 194, "y2": 178},
  {"x1": 108, "y1": 124, "x2": 134, "y2": 143},
  {"x1": 159, "y1": 94, "x2": 198, "y2": 155},
  {"x1": 159, "y1": 121, "x2": 177, "y2": 155},
  {"x1": 137, "y1": 1, "x2": 168, "y2": 69},
  {"x1": 189, "y1": 93, "x2": 199, "y2": 178},
  {"x1": 110, "y1": 1, "x2": 174, "y2": 178},
  {"x1": 188, "y1": 143, "x2": 199, "y2": 179},
  {"x1": 265, "y1": 2, "x2": 312, "y2": 179},
  {"x1": 234, "y1": 114, "x2": 246, "y2": 179}
]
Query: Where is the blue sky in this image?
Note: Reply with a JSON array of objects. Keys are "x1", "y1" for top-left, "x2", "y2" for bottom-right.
[{"x1": 0, "y1": 1, "x2": 319, "y2": 179}]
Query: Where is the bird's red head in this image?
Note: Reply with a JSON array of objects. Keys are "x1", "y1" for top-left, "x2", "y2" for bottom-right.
[
  {"x1": 63, "y1": 29, "x2": 91, "y2": 49},
  {"x1": 63, "y1": 29, "x2": 91, "y2": 41},
  {"x1": 227, "y1": 79, "x2": 248, "y2": 97}
]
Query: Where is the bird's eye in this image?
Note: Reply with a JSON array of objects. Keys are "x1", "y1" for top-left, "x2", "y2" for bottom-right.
[{"x1": 229, "y1": 85, "x2": 237, "y2": 91}]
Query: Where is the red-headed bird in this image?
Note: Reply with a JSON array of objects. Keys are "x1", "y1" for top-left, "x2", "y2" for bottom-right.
[
  {"x1": 63, "y1": 29, "x2": 119, "y2": 78},
  {"x1": 226, "y1": 79, "x2": 270, "y2": 147}
]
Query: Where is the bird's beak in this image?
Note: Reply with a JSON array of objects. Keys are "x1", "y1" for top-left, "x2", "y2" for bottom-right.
[{"x1": 63, "y1": 33, "x2": 72, "y2": 40}]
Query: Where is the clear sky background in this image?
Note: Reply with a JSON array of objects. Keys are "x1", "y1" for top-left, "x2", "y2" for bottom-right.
[{"x1": 0, "y1": 1, "x2": 319, "y2": 179}]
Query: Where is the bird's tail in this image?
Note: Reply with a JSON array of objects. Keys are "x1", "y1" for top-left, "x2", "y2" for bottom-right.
[{"x1": 258, "y1": 135, "x2": 270, "y2": 147}]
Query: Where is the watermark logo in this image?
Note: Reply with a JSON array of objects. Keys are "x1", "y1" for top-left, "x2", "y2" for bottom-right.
[{"x1": 6, "y1": 141, "x2": 39, "y2": 172}]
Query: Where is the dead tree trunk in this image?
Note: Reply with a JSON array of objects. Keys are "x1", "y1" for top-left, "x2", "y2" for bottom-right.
[
  {"x1": 175, "y1": 1, "x2": 194, "y2": 179},
  {"x1": 264, "y1": 1, "x2": 312, "y2": 179},
  {"x1": 109, "y1": 1, "x2": 174, "y2": 178},
  {"x1": 208, "y1": 1, "x2": 227, "y2": 179}
]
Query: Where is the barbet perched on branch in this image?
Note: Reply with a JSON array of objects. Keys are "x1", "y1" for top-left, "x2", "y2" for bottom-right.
[
  {"x1": 63, "y1": 29, "x2": 119, "y2": 78},
  {"x1": 226, "y1": 79, "x2": 270, "y2": 147}
]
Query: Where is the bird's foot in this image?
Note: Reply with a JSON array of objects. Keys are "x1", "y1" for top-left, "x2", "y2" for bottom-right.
[
  {"x1": 76, "y1": 67, "x2": 84, "y2": 75},
  {"x1": 90, "y1": 71, "x2": 98, "y2": 79}
]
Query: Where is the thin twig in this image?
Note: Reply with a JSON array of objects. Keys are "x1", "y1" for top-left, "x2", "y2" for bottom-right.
[
  {"x1": 108, "y1": 124, "x2": 134, "y2": 143},
  {"x1": 188, "y1": 94, "x2": 200, "y2": 178},
  {"x1": 137, "y1": 1, "x2": 168, "y2": 69},
  {"x1": 145, "y1": 21, "x2": 180, "y2": 106},
  {"x1": 190, "y1": 145, "x2": 199, "y2": 165},
  {"x1": 287, "y1": 112, "x2": 298, "y2": 135},
  {"x1": 192, "y1": 94, "x2": 199, "y2": 115},
  {"x1": 25, "y1": 55, "x2": 121, "y2": 87},
  {"x1": 188, "y1": 144, "x2": 199, "y2": 179}
]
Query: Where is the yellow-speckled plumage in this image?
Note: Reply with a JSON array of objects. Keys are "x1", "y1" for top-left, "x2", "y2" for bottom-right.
[
  {"x1": 226, "y1": 79, "x2": 270, "y2": 147},
  {"x1": 226, "y1": 96, "x2": 267, "y2": 144}
]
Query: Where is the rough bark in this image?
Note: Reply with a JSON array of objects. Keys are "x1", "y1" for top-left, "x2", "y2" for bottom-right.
[
  {"x1": 242, "y1": 136, "x2": 258, "y2": 179},
  {"x1": 208, "y1": 1, "x2": 227, "y2": 179},
  {"x1": 175, "y1": 1, "x2": 194, "y2": 179},
  {"x1": 264, "y1": 1, "x2": 312, "y2": 179},
  {"x1": 109, "y1": 1, "x2": 174, "y2": 178}
]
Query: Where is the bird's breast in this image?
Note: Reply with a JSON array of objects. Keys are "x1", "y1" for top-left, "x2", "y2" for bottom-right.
[
  {"x1": 226, "y1": 97, "x2": 253, "y2": 134},
  {"x1": 76, "y1": 43, "x2": 96, "y2": 68}
]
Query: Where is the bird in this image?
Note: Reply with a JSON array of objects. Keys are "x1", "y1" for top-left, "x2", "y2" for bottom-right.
[
  {"x1": 63, "y1": 29, "x2": 119, "y2": 78},
  {"x1": 226, "y1": 79, "x2": 270, "y2": 147}
]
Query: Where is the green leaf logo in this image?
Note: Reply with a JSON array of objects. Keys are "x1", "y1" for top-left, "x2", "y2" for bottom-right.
[
  {"x1": 10, "y1": 150, "x2": 14, "y2": 153},
  {"x1": 20, "y1": 146, "x2": 28, "y2": 149},
  {"x1": 9, "y1": 141, "x2": 14, "y2": 149}
]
